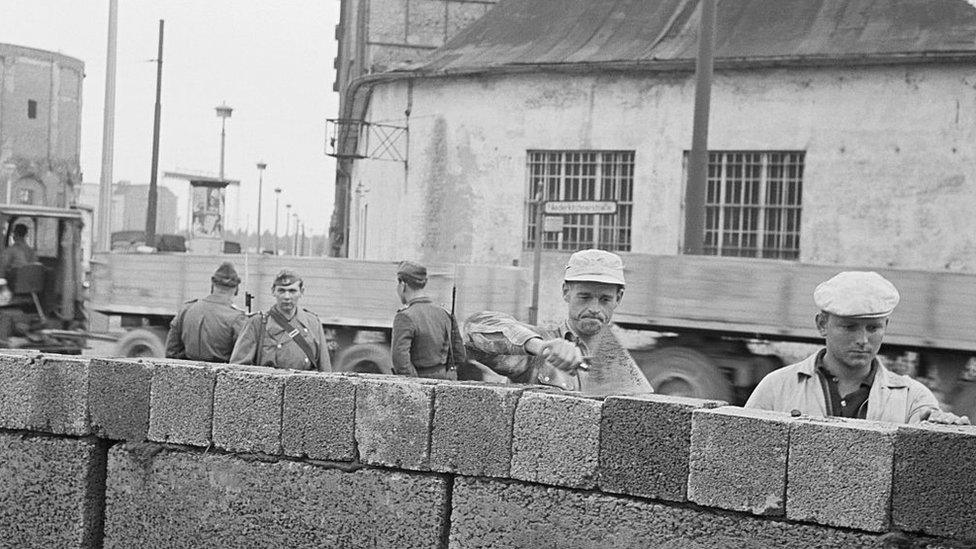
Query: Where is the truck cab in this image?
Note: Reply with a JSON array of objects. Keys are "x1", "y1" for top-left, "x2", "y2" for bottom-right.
[{"x1": 0, "y1": 204, "x2": 86, "y2": 353}]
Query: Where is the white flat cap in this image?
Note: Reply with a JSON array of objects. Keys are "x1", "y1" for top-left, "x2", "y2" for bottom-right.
[
  {"x1": 814, "y1": 271, "x2": 900, "y2": 318},
  {"x1": 564, "y1": 249, "x2": 625, "y2": 286}
]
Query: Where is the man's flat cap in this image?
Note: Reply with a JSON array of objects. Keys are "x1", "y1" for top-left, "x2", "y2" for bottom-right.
[
  {"x1": 814, "y1": 271, "x2": 900, "y2": 318},
  {"x1": 211, "y1": 262, "x2": 241, "y2": 287},
  {"x1": 564, "y1": 249, "x2": 625, "y2": 286},
  {"x1": 397, "y1": 260, "x2": 428, "y2": 285},
  {"x1": 272, "y1": 269, "x2": 302, "y2": 287}
]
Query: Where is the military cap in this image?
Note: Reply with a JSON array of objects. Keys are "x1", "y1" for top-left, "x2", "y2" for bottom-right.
[
  {"x1": 272, "y1": 269, "x2": 302, "y2": 288},
  {"x1": 211, "y1": 262, "x2": 241, "y2": 287},
  {"x1": 814, "y1": 271, "x2": 900, "y2": 318},
  {"x1": 564, "y1": 249, "x2": 625, "y2": 286},
  {"x1": 397, "y1": 260, "x2": 428, "y2": 285}
]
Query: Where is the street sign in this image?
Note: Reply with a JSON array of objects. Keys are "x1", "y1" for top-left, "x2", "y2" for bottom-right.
[
  {"x1": 544, "y1": 201, "x2": 617, "y2": 215},
  {"x1": 543, "y1": 215, "x2": 564, "y2": 232}
]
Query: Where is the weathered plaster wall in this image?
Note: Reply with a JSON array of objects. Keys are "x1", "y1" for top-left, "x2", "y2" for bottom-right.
[
  {"x1": 1, "y1": 351, "x2": 975, "y2": 547},
  {"x1": 352, "y1": 63, "x2": 976, "y2": 272},
  {"x1": 0, "y1": 43, "x2": 84, "y2": 208}
]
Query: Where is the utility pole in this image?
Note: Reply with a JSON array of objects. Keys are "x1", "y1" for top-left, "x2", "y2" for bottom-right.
[
  {"x1": 145, "y1": 19, "x2": 164, "y2": 246},
  {"x1": 273, "y1": 188, "x2": 281, "y2": 254},
  {"x1": 529, "y1": 191, "x2": 544, "y2": 324},
  {"x1": 284, "y1": 203, "x2": 291, "y2": 256},
  {"x1": 256, "y1": 162, "x2": 267, "y2": 252},
  {"x1": 97, "y1": 0, "x2": 118, "y2": 251},
  {"x1": 683, "y1": 0, "x2": 716, "y2": 255}
]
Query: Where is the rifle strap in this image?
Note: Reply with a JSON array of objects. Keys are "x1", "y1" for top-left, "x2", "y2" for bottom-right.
[
  {"x1": 268, "y1": 308, "x2": 318, "y2": 367},
  {"x1": 255, "y1": 313, "x2": 268, "y2": 366}
]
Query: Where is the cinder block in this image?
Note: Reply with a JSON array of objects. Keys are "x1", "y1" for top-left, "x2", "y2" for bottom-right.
[
  {"x1": 212, "y1": 367, "x2": 287, "y2": 454},
  {"x1": 688, "y1": 406, "x2": 792, "y2": 515},
  {"x1": 0, "y1": 432, "x2": 107, "y2": 548},
  {"x1": 893, "y1": 423, "x2": 976, "y2": 540},
  {"x1": 90, "y1": 358, "x2": 152, "y2": 441},
  {"x1": 27, "y1": 355, "x2": 92, "y2": 435},
  {"x1": 407, "y1": 0, "x2": 447, "y2": 47},
  {"x1": 355, "y1": 377, "x2": 435, "y2": 470},
  {"x1": 282, "y1": 373, "x2": 357, "y2": 461},
  {"x1": 430, "y1": 382, "x2": 523, "y2": 477},
  {"x1": 600, "y1": 394, "x2": 724, "y2": 501},
  {"x1": 787, "y1": 416, "x2": 897, "y2": 532},
  {"x1": 449, "y1": 477, "x2": 883, "y2": 549},
  {"x1": 0, "y1": 353, "x2": 91, "y2": 435},
  {"x1": 148, "y1": 360, "x2": 217, "y2": 446},
  {"x1": 104, "y1": 444, "x2": 449, "y2": 548},
  {"x1": 511, "y1": 391, "x2": 602, "y2": 489}
]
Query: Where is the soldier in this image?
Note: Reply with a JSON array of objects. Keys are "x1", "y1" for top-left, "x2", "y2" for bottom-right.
[
  {"x1": 0, "y1": 223, "x2": 38, "y2": 281},
  {"x1": 746, "y1": 271, "x2": 970, "y2": 424},
  {"x1": 391, "y1": 260, "x2": 466, "y2": 380},
  {"x1": 229, "y1": 269, "x2": 331, "y2": 371},
  {"x1": 165, "y1": 262, "x2": 246, "y2": 362},
  {"x1": 464, "y1": 249, "x2": 652, "y2": 397}
]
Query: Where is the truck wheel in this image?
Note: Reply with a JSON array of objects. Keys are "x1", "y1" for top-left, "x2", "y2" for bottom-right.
[
  {"x1": 114, "y1": 328, "x2": 165, "y2": 358},
  {"x1": 334, "y1": 343, "x2": 394, "y2": 374},
  {"x1": 633, "y1": 346, "x2": 734, "y2": 402}
]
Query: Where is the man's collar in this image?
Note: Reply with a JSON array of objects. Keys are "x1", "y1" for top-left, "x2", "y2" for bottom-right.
[
  {"x1": 800, "y1": 349, "x2": 906, "y2": 388},
  {"x1": 272, "y1": 304, "x2": 298, "y2": 320},
  {"x1": 406, "y1": 296, "x2": 433, "y2": 306}
]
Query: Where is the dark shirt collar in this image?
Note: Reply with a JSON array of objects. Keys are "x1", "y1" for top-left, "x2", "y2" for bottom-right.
[
  {"x1": 815, "y1": 349, "x2": 878, "y2": 388},
  {"x1": 406, "y1": 296, "x2": 433, "y2": 306}
]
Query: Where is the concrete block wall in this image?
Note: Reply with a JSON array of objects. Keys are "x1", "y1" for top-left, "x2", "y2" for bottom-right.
[{"x1": 1, "y1": 352, "x2": 975, "y2": 548}]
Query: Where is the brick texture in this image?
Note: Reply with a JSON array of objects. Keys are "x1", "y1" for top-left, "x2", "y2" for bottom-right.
[
  {"x1": 148, "y1": 360, "x2": 217, "y2": 446},
  {"x1": 355, "y1": 377, "x2": 436, "y2": 470},
  {"x1": 282, "y1": 373, "x2": 358, "y2": 461},
  {"x1": 212, "y1": 367, "x2": 287, "y2": 454},
  {"x1": 90, "y1": 358, "x2": 152, "y2": 441}
]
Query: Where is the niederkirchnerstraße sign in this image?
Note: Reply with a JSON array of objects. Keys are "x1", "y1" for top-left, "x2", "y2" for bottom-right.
[{"x1": 543, "y1": 201, "x2": 617, "y2": 215}]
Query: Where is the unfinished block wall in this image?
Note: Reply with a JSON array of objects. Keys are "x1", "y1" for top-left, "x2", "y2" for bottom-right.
[{"x1": 1, "y1": 351, "x2": 974, "y2": 548}]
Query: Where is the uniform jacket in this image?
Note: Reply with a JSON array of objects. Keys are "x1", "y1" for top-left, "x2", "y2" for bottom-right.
[
  {"x1": 464, "y1": 311, "x2": 652, "y2": 397},
  {"x1": 229, "y1": 305, "x2": 331, "y2": 371},
  {"x1": 165, "y1": 294, "x2": 245, "y2": 362},
  {"x1": 392, "y1": 296, "x2": 466, "y2": 376},
  {"x1": 745, "y1": 351, "x2": 941, "y2": 423}
]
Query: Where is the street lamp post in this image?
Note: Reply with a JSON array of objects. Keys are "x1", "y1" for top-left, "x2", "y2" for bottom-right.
[
  {"x1": 273, "y1": 187, "x2": 282, "y2": 255},
  {"x1": 215, "y1": 103, "x2": 232, "y2": 182},
  {"x1": 256, "y1": 161, "x2": 266, "y2": 252},
  {"x1": 284, "y1": 203, "x2": 291, "y2": 256},
  {"x1": 292, "y1": 213, "x2": 299, "y2": 255}
]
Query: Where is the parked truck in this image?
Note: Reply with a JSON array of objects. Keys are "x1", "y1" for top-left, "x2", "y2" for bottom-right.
[{"x1": 88, "y1": 251, "x2": 527, "y2": 373}]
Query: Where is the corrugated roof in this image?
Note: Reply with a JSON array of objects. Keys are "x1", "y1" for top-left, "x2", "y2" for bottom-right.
[{"x1": 405, "y1": 0, "x2": 976, "y2": 75}]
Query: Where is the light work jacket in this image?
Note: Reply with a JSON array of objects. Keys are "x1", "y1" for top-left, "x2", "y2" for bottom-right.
[{"x1": 745, "y1": 351, "x2": 941, "y2": 424}]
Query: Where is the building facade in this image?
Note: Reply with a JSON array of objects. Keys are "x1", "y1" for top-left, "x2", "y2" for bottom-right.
[
  {"x1": 330, "y1": 0, "x2": 498, "y2": 256},
  {"x1": 0, "y1": 43, "x2": 84, "y2": 209},
  {"x1": 342, "y1": 0, "x2": 976, "y2": 273}
]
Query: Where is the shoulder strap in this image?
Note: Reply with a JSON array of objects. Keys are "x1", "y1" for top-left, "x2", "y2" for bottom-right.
[
  {"x1": 255, "y1": 313, "x2": 267, "y2": 366},
  {"x1": 268, "y1": 308, "x2": 317, "y2": 366}
]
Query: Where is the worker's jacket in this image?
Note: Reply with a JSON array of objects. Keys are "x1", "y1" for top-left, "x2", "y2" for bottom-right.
[{"x1": 745, "y1": 351, "x2": 941, "y2": 423}]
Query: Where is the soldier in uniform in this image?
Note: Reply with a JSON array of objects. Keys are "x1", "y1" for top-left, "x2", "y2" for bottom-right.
[
  {"x1": 391, "y1": 261, "x2": 466, "y2": 380},
  {"x1": 165, "y1": 262, "x2": 246, "y2": 362},
  {"x1": 229, "y1": 269, "x2": 331, "y2": 371}
]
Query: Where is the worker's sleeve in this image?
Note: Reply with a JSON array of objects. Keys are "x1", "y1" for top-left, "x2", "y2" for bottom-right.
[
  {"x1": 313, "y1": 320, "x2": 332, "y2": 372},
  {"x1": 463, "y1": 311, "x2": 543, "y2": 355},
  {"x1": 449, "y1": 313, "x2": 467, "y2": 366},
  {"x1": 906, "y1": 381, "x2": 943, "y2": 423},
  {"x1": 744, "y1": 373, "x2": 777, "y2": 410},
  {"x1": 164, "y1": 307, "x2": 186, "y2": 359},
  {"x1": 391, "y1": 312, "x2": 417, "y2": 376},
  {"x1": 229, "y1": 316, "x2": 258, "y2": 365}
]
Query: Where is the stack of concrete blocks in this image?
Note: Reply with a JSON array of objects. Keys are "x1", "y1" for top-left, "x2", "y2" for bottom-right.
[{"x1": 1, "y1": 351, "x2": 975, "y2": 548}]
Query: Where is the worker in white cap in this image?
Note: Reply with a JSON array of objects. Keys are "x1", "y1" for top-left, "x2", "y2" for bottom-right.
[
  {"x1": 463, "y1": 249, "x2": 652, "y2": 396},
  {"x1": 746, "y1": 271, "x2": 969, "y2": 424}
]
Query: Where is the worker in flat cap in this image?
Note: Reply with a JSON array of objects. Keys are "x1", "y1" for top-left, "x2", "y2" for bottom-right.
[
  {"x1": 230, "y1": 268, "x2": 331, "y2": 371},
  {"x1": 746, "y1": 271, "x2": 969, "y2": 424},
  {"x1": 165, "y1": 262, "x2": 246, "y2": 362},
  {"x1": 464, "y1": 249, "x2": 652, "y2": 396},
  {"x1": 391, "y1": 260, "x2": 467, "y2": 379}
]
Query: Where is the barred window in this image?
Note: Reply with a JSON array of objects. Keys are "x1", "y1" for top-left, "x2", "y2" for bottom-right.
[
  {"x1": 700, "y1": 151, "x2": 803, "y2": 259},
  {"x1": 524, "y1": 151, "x2": 634, "y2": 252}
]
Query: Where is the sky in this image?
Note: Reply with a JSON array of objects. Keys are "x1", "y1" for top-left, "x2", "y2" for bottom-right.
[{"x1": 3, "y1": 0, "x2": 341, "y2": 237}]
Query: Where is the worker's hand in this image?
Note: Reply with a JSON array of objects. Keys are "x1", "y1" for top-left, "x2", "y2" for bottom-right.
[
  {"x1": 923, "y1": 409, "x2": 972, "y2": 425},
  {"x1": 525, "y1": 337, "x2": 585, "y2": 373}
]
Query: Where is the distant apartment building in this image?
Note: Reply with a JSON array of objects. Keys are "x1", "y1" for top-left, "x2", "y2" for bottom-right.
[
  {"x1": 111, "y1": 181, "x2": 178, "y2": 235},
  {"x1": 0, "y1": 43, "x2": 84, "y2": 208}
]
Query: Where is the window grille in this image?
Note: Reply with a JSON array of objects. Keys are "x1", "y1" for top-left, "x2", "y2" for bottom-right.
[
  {"x1": 525, "y1": 150, "x2": 634, "y2": 252},
  {"x1": 700, "y1": 151, "x2": 803, "y2": 259}
]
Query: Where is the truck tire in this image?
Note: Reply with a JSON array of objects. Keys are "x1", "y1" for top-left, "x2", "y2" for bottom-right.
[
  {"x1": 334, "y1": 343, "x2": 394, "y2": 374},
  {"x1": 114, "y1": 328, "x2": 166, "y2": 358},
  {"x1": 633, "y1": 346, "x2": 734, "y2": 402}
]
